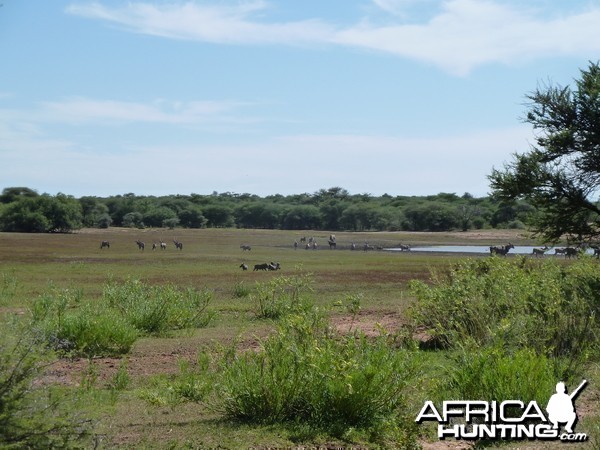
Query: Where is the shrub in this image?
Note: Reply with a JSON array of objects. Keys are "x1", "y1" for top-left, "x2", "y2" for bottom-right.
[
  {"x1": 217, "y1": 310, "x2": 421, "y2": 444},
  {"x1": 103, "y1": 279, "x2": 214, "y2": 335},
  {"x1": 251, "y1": 272, "x2": 314, "y2": 319},
  {"x1": 0, "y1": 319, "x2": 93, "y2": 447},
  {"x1": 442, "y1": 345, "x2": 563, "y2": 407},
  {"x1": 31, "y1": 291, "x2": 138, "y2": 358},
  {"x1": 409, "y1": 257, "x2": 599, "y2": 367}
]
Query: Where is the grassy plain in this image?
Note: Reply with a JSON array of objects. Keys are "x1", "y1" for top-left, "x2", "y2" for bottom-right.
[{"x1": 1, "y1": 228, "x2": 597, "y2": 449}]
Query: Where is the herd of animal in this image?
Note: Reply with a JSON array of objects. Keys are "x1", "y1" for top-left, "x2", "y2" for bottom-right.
[
  {"x1": 100, "y1": 239, "x2": 183, "y2": 251},
  {"x1": 492, "y1": 242, "x2": 600, "y2": 258},
  {"x1": 98, "y1": 237, "x2": 600, "y2": 275}
]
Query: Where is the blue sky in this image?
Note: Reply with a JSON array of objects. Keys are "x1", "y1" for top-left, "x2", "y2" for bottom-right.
[{"x1": 1, "y1": 0, "x2": 599, "y2": 198}]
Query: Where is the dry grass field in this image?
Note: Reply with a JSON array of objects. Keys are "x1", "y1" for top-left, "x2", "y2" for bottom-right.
[{"x1": 1, "y1": 227, "x2": 597, "y2": 449}]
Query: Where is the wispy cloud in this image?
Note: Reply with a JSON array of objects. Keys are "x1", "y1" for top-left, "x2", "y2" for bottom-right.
[
  {"x1": 32, "y1": 97, "x2": 252, "y2": 125},
  {"x1": 66, "y1": 1, "x2": 334, "y2": 45},
  {"x1": 66, "y1": 0, "x2": 600, "y2": 75}
]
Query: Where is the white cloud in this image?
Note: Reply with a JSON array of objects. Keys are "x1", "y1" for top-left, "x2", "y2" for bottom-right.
[
  {"x1": 66, "y1": 1, "x2": 334, "y2": 45},
  {"x1": 66, "y1": 0, "x2": 600, "y2": 75},
  {"x1": 28, "y1": 97, "x2": 252, "y2": 125},
  {"x1": 336, "y1": 0, "x2": 600, "y2": 75}
]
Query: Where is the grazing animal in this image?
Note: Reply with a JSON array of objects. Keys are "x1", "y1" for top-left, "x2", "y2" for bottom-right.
[
  {"x1": 160, "y1": 241, "x2": 167, "y2": 250},
  {"x1": 398, "y1": 243, "x2": 411, "y2": 252},
  {"x1": 532, "y1": 246, "x2": 549, "y2": 257},
  {"x1": 268, "y1": 262, "x2": 281, "y2": 271},
  {"x1": 240, "y1": 244, "x2": 252, "y2": 251},
  {"x1": 312, "y1": 241, "x2": 318, "y2": 250},
  {"x1": 253, "y1": 263, "x2": 269, "y2": 271},
  {"x1": 152, "y1": 242, "x2": 157, "y2": 250},
  {"x1": 328, "y1": 234, "x2": 336, "y2": 249},
  {"x1": 363, "y1": 243, "x2": 374, "y2": 252},
  {"x1": 554, "y1": 248, "x2": 567, "y2": 256},
  {"x1": 240, "y1": 263, "x2": 248, "y2": 271},
  {"x1": 591, "y1": 245, "x2": 600, "y2": 259},
  {"x1": 490, "y1": 243, "x2": 514, "y2": 256},
  {"x1": 100, "y1": 240, "x2": 110, "y2": 249},
  {"x1": 350, "y1": 242, "x2": 356, "y2": 251},
  {"x1": 135, "y1": 240, "x2": 145, "y2": 251},
  {"x1": 173, "y1": 240, "x2": 183, "y2": 250},
  {"x1": 294, "y1": 241, "x2": 298, "y2": 250},
  {"x1": 300, "y1": 236, "x2": 306, "y2": 243},
  {"x1": 565, "y1": 247, "x2": 579, "y2": 259}
]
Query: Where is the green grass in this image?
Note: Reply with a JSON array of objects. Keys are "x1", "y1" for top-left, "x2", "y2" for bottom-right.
[{"x1": 1, "y1": 227, "x2": 598, "y2": 449}]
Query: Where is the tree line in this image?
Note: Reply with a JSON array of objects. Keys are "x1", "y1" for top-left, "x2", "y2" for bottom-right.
[{"x1": 0, "y1": 186, "x2": 536, "y2": 233}]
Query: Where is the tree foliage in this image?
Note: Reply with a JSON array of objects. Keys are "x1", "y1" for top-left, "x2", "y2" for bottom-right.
[
  {"x1": 489, "y1": 61, "x2": 600, "y2": 242},
  {"x1": 0, "y1": 186, "x2": 532, "y2": 232}
]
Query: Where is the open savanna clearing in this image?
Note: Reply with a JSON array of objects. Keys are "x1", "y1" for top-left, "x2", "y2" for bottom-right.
[{"x1": 1, "y1": 228, "x2": 598, "y2": 449}]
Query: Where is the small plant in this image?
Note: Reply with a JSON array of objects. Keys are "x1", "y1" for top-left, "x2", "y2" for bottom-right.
[
  {"x1": 252, "y1": 272, "x2": 314, "y2": 319},
  {"x1": 0, "y1": 272, "x2": 18, "y2": 305},
  {"x1": 232, "y1": 280, "x2": 251, "y2": 298}
]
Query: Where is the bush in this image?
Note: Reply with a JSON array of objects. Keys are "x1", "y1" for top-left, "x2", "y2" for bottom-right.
[
  {"x1": 442, "y1": 345, "x2": 564, "y2": 407},
  {"x1": 217, "y1": 310, "x2": 421, "y2": 445},
  {"x1": 103, "y1": 279, "x2": 214, "y2": 335},
  {"x1": 409, "y1": 257, "x2": 600, "y2": 367},
  {"x1": 251, "y1": 272, "x2": 314, "y2": 319},
  {"x1": 31, "y1": 290, "x2": 138, "y2": 357},
  {"x1": 0, "y1": 319, "x2": 93, "y2": 447}
]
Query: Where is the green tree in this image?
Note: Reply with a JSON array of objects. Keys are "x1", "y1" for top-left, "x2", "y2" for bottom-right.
[
  {"x1": 178, "y1": 206, "x2": 207, "y2": 228},
  {"x1": 489, "y1": 61, "x2": 600, "y2": 242},
  {"x1": 0, "y1": 187, "x2": 38, "y2": 204},
  {"x1": 202, "y1": 204, "x2": 234, "y2": 228},
  {"x1": 0, "y1": 195, "x2": 82, "y2": 233}
]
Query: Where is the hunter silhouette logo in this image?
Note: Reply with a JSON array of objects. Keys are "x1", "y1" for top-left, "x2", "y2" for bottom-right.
[
  {"x1": 416, "y1": 379, "x2": 589, "y2": 442},
  {"x1": 546, "y1": 380, "x2": 587, "y2": 434}
]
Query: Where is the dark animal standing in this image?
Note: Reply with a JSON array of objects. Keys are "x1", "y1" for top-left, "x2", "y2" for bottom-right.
[
  {"x1": 135, "y1": 240, "x2": 145, "y2": 251},
  {"x1": 100, "y1": 240, "x2": 110, "y2": 249},
  {"x1": 173, "y1": 240, "x2": 183, "y2": 250},
  {"x1": 565, "y1": 247, "x2": 579, "y2": 258},
  {"x1": 490, "y1": 243, "x2": 514, "y2": 256},
  {"x1": 253, "y1": 263, "x2": 269, "y2": 271},
  {"x1": 240, "y1": 244, "x2": 251, "y2": 251}
]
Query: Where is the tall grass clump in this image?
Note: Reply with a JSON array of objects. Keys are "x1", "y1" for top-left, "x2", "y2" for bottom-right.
[
  {"x1": 30, "y1": 287, "x2": 137, "y2": 357},
  {"x1": 251, "y1": 272, "x2": 314, "y2": 319},
  {"x1": 103, "y1": 278, "x2": 214, "y2": 335},
  {"x1": 0, "y1": 272, "x2": 18, "y2": 306},
  {"x1": 441, "y1": 344, "x2": 564, "y2": 408},
  {"x1": 217, "y1": 309, "x2": 421, "y2": 446},
  {"x1": 409, "y1": 257, "x2": 599, "y2": 367}
]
